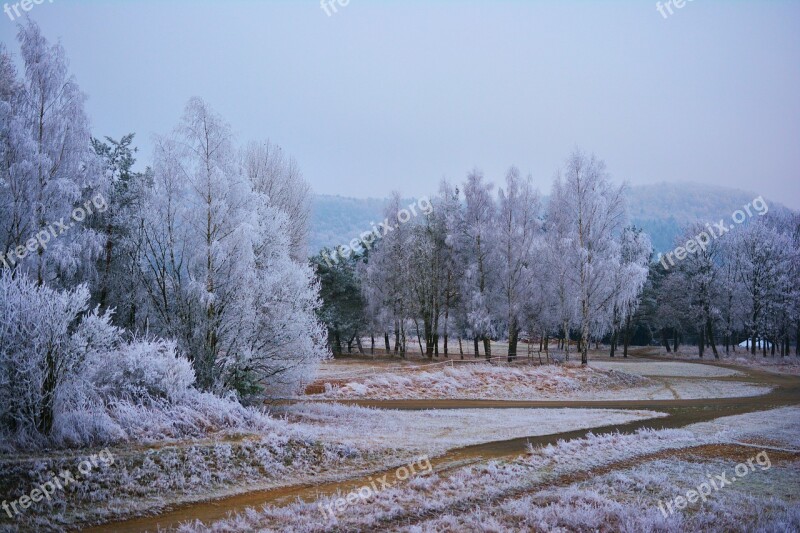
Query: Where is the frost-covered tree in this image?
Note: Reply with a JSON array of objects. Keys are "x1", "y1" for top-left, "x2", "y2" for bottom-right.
[
  {"x1": 90, "y1": 134, "x2": 152, "y2": 326},
  {"x1": 433, "y1": 179, "x2": 465, "y2": 357},
  {"x1": 715, "y1": 233, "x2": 747, "y2": 354},
  {"x1": 608, "y1": 227, "x2": 651, "y2": 357},
  {"x1": 244, "y1": 140, "x2": 312, "y2": 260},
  {"x1": 674, "y1": 222, "x2": 723, "y2": 358},
  {"x1": 735, "y1": 220, "x2": 795, "y2": 356},
  {"x1": 138, "y1": 98, "x2": 327, "y2": 396},
  {"x1": 0, "y1": 21, "x2": 105, "y2": 287},
  {"x1": 549, "y1": 150, "x2": 627, "y2": 365},
  {"x1": 497, "y1": 167, "x2": 541, "y2": 360},
  {"x1": 362, "y1": 193, "x2": 415, "y2": 356},
  {"x1": 461, "y1": 170, "x2": 499, "y2": 359},
  {"x1": 543, "y1": 177, "x2": 579, "y2": 360}
]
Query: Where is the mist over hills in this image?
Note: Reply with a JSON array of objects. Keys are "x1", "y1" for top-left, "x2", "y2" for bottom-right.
[{"x1": 309, "y1": 183, "x2": 792, "y2": 257}]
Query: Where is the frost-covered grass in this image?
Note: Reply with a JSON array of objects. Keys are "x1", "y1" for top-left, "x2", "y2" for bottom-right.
[
  {"x1": 0, "y1": 401, "x2": 376, "y2": 531},
  {"x1": 307, "y1": 362, "x2": 652, "y2": 400},
  {"x1": 591, "y1": 360, "x2": 743, "y2": 378},
  {"x1": 649, "y1": 348, "x2": 800, "y2": 376},
  {"x1": 285, "y1": 402, "x2": 667, "y2": 454},
  {"x1": 177, "y1": 428, "x2": 706, "y2": 532},
  {"x1": 305, "y1": 361, "x2": 770, "y2": 401},
  {"x1": 405, "y1": 455, "x2": 800, "y2": 532},
  {"x1": 176, "y1": 407, "x2": 800, "y2": 532},
  {"x1": 0, "y1": 403, "x2": 666, "y2": 531},
  {"x1": 684, "y1": 406, "x2": 800, "y2": 449}
]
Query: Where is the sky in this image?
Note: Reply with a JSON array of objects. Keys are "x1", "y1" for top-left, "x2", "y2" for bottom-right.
[{"x1": 1, "y1": 0, "x2": 799, "y2": 208}]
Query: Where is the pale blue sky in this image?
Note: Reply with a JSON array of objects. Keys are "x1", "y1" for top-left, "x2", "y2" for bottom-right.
[{"x1": 1, "y1": 0, "x2": 799, "y2": 207}]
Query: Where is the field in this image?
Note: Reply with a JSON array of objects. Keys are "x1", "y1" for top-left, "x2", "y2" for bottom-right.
[{"x1": 3, "y1": 347, "x2": 797, "y2": 532}]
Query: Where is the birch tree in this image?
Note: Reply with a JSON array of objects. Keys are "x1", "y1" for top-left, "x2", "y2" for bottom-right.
[
  {"x1": 550, "y1": 150, "x2": 627, "y2": 365},
  {"x1": 461, "y1": 170, "x2": 499, "y2": 359},
  {"x1": 609, "y1": 227, "x2": 651, "y2": 357},
  {"x1": 0, "y1": 21, "x2": 106, "y2": 287},
  {"x1": 497, "y1": 167, "x2": 541, "y2": 360},
  {"x1": 244, "y1": 140, "x2": 312, "y2": 260},
  {"x1": 139, "y1": 98, "x2": 326, "y2": 395}
]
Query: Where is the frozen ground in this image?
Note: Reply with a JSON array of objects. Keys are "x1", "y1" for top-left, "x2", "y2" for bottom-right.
[
  {"x1": 306, "y1": 361, "x2": 771, "y2": 401},
  {"x1": 0, "y1": 404, "x2": 664, "y2": 531},
  {"x1": 181, "y1": 407, "x2": 800, "y2": 532},
  {"x1": 591, "y1": 360, "x2": 743, "y2": 377},
  {"x1": 2, "y1": 357, "x2": 791, "y2": 532},
  {"x1": 647, "y1": 348, "x2": 800, "y2": 376},
  {"x1": 286, "y1": 402, "x2": 667, "y2": 454}
]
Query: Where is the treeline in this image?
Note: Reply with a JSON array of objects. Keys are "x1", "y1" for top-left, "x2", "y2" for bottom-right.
[
  {"x1": 314, "y1": 166, "x2": 800, "y2": 363},
  {"x1": 315, "y1": 151, "x2": 652, "y2": 365},
  {"x1": 643, "y1": 213, "x2": 800, "y2": 358}
]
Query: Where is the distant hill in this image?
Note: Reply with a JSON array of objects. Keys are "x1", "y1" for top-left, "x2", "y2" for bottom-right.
[
  {"x1": 628, "y1": 182, "x2": 791, "y2": 252},
  {"x1": 309, "y1": 195, "x2": 388, "y2": 255},
  {"x1": 309, "y1": 183, "x2": 792, "y2": 257}
]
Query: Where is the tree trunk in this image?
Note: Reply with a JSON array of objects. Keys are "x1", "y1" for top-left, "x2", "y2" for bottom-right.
[
  {"x1": 384, "y1": 332, "x2": 391, "y2": 352},
  {"x1": 334, "y1": 331, "x2": 342, "y2": 356},
  {"x1": 610, "y1": 330, "x2": 617, "y2": 357},
  {"x1": 38, "y1": 349, "x2": 57, "y2": 435},
  {"x1": 544, "y1": 333, "x2": 550, "y2": 364},
  {"x1": 98, "y1": 221, "x2": 114, "y2": 311},
  {"x1": 483, "y1": 336, "x2": 492, "y2": 361},
  {"x1": 424, "y1": 316, "x2": 434, "y2": 358},
  {"x1": 698, "y1": 326, "x2": 705, "y2": 358},
  {"x1": 414, "y1": 320, "x2": 425, "y2": 355},
  {"x1": 474, "y1": 337, "x2": 480, "y2": 358},
  {"x1": 400, "y1": 321, "x2": 406, "y2": 358},
  {"x1": 623, "y1": 315, "x2": 632, "y2": 358},
  {"x1": 459, "y1": 337, "x2": 464, "y2": 360},
  {"x1": 508, "y1": 317, "x2": 518, "y2": 362},
  {"x1": 706, "y1": 318, "x2": 719, "y2": 359},
  {"x1": 355, "y1": 336, "x2": 366, "y2": 355},
  {"x1": 443, "y1": 278, "x2": 451, "y2": 357}
]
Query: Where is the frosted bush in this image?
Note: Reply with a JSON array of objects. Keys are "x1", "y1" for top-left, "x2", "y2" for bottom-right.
[
  {"x1": 0, "y1": 271, "x2": 120, "y2": 446},
  {"x1": 90, "y1": 338, "x2": 195, "y2": 405},
  {"x1": 0, "y1": 271, "x2": 278, "y2": 450}
]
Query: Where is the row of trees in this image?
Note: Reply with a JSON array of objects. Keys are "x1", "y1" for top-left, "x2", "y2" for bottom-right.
[
  {"x1": 315, "y1": 165, "x2": 800, "y2": 364},
  {"x1": 1, "y1": 22, "x2": 327, "y2": 443},
  {"x1": 647, "y1": 214, "x2": 800, "y2": 358},
  {"x1": 316, "y1": 151, "x2": 652, "y2": 365}
]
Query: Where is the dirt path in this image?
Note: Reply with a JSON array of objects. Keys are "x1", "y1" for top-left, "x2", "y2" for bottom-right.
[{"x1": 80, "y1": 358, "x2": 800, "y2": 533}]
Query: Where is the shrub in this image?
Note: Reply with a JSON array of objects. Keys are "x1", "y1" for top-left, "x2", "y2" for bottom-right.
[{"x1": 0, "y1": 271, "x2": 119, "y2": 444}]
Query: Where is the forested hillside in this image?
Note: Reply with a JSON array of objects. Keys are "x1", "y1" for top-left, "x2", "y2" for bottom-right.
[{"x1": 310, "y1": 183, "x2": 794, "y2": 256}]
